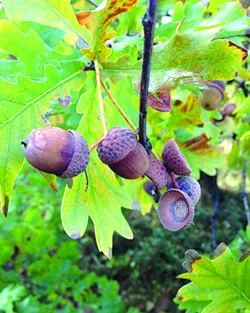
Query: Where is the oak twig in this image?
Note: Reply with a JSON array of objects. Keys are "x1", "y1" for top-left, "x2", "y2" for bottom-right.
[
  {"x1": 242, "y1": 160, "x2": 250, "y2": 226},
  {"x1": 138, "y1": 0, "x2": 158, "y2": 153}
]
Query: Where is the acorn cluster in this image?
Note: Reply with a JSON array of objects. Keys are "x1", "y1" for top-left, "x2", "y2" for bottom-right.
[{"x1": 22, "y1": 126, "x2": 200, "y2": 232}]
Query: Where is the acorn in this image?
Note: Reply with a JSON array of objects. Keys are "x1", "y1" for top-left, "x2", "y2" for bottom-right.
[
  {"x1": 22, "y1": 126, "x2": 89, "y2": 178},
  {"x1": 145, "y1": 156, "x2": 169, "y2": 189},
  {"x1": 97, "y1": 127, "x2": 149, "y2": 179},
  {"x1": 200, "y1": 80, "x2": 225, "y2": 111},
  {"x1": 158, "y1": 189, "x2": 195, "y2": 231},
  {"x1": 168, "y1": 176, "x2": 201, "y2": 205},
  {"x1": 162, "y1": 139, "x2": 191, "y2": 176},
  {"x1": 220, "y1": 103, "x2": 236, "y2": 117},
  {"x1": 143, "y1": 181, "x2": 156, "y2": 196}
]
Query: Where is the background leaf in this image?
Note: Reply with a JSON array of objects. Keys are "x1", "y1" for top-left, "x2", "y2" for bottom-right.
[
  {"x1": 176, "y1": 245, "x2": 250, "y2": 313},
  {"x1": 2, "y1": 0, "x2": 91, "y2": 48}
]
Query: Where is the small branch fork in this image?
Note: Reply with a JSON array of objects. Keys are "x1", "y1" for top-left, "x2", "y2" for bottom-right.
[{"x1": 138, "y1": 0, "x2": 158, "y2": 154}]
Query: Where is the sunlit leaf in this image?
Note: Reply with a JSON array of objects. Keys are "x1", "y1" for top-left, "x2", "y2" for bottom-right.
[{"x1": 76, "y1": 0, "x2": 140, "y2": 61}]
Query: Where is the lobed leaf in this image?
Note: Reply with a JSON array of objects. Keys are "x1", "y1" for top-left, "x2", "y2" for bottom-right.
[
  {"x1": 0, "y1": 61, "x2": 85, "y2": 215},
  {"x1": 61, "y1": 72, "x2": 133, "y2": 257},
  {"x1": 76, "y1": 0, "x2": 140, "y2": 61},
  {"x1": 2, "y1": 0, "x2": 91, "y2": 48},
  {"x1": 176, "y1": 245, "x2": 250, "y2": 313}
]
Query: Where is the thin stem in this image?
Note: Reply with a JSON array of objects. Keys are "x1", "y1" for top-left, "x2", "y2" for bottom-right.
[
  {"x1": 138, "y1": 0, "x2": 158, "y2": 152},
  {"x1": 167, "y1": 170, "x2": 180, "y2": 189},
  {"x1": 89, "y1": 135, "x2": 105, "y2": 153},
  {"x1": 242, "y1": 160, "x2": 250, "y2": 226},
  {"x1": 86, "y1": 0, "x2": 98, "y2": 7},
  {"x1": 100, "y1": 78, "x2": 160, "y2": 160},
  {"x1": 100, "y1": 78, "x2": 137, "y2": 132},
  {"x1": 94, "y1": 60, "x2": 107, "y2": 136}
]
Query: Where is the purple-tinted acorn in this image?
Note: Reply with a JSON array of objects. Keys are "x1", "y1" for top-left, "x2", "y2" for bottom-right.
[
  {"x1": 22, "y1": 127, "x2": 89, "y2": 178},
  {"x1": 221, "y1": 103, "x2": 236, "y2": 117},
  {"x1": 145, "y1": 156, "x2": 169, "y2": 189},
  {"x1": 158, "y1": 189, "x2": 195, "y2": 231},
  {"x1": 162, "y1": 139, "x2": 191, "y2": 176},
  {"x1": 143, "y1": 181, "x2": 156, "y2": 196},
  {"x1": 200, "y1": 80, "x2": 225, "y2": 111},
  {"x1": 168, "y1": 176, "x2": 201, "y2": 205},
  {"x1": 97, "y1": 127, "x2": 149, "y2": 179}
]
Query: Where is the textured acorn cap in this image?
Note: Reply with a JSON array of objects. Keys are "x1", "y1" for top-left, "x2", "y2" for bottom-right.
[
  {"x1": 59, "y1": 130, "x2": 89, "y2": 178},
  {"x1": 158, "y1": 189, "x2": 195, "y2": 231},
  {"x1": 97, "y1": 127, "x2": 137, "y2": 165},
  {"x1": 145, "y1": 156, "x2": 169, "y2": 189},
  {"x1": 211, "y1": 80, "x2": 225, "y2": 92},
  {"x1": 168, "y1": 176, "x2": 201, "y2": 205},
  {"x1": 162, "y1": 139, "x2": 191, "y2": 176}
]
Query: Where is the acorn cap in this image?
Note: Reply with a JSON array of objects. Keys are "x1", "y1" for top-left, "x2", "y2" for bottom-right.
[
  {"x1": 162, "y1": 139, "x2": 191, "y2": 176},
  {"x1": 59, "y1": 130, "x2": 89, "y2": 178},
  {"x1": 97, "y1": 127, "x2": 137, "y2": 165},
  {"x1": 168, "y1": 176, "x2": 201, "y2": 205},
  {"x1": 145, "y1": 156, "x2": 169, "y2": 189},
  {"x1": 158, "y1": 189, "x2": 195, "y2": 231},
  {"x1": 211, "y1": 80, "x2": 225, "y2": 92}
]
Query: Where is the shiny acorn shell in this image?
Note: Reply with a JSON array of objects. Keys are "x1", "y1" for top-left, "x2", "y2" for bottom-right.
[{"x1": 23, "y1": 127, "x2": 89, "y2": 178}]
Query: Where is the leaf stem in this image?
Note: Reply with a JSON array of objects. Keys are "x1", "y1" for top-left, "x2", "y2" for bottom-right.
[
  {"x1": 100, "y1": 78, "x2": 137, "y2": 133},
  {"x1": 89, "y1": 135, "x2": 105, "y2": 153},
  {"x1": 94, "y1": 60, "x2": 107, "y2": 136},
  {"x1": 138, "y1": 0, "x2": 158, "y2": 153}
]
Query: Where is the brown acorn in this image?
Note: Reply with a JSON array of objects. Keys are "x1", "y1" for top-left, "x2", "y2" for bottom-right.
[
  {"x1": 145, "y1": 156, "x2": 169, "y2": 189},
  {"x1": 22, "y1": 126, "x2": 89, "y2": 178},
  {"x1": 168, "y1": 176, "x2": 201, "y2": 205},
  {"x1": 162, "y1": 139, "x2": 191, "y2": 176},
  {"x1": 97, "y1": 127, "x2": 149, "y2": 179},
  {"x1": 200, "y1": 80, "x2": 225, "y2": 111},
  {"x1": 158, "y1": 189, "x2": 195, "y2": 231}
]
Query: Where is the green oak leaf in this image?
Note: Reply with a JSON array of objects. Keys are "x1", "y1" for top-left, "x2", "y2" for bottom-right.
[
  {"x1": 61, "y1": 72, "x2": 133, "y2": 258},
  {"x1": 2, "y1": 0, "x2": 91, "y2": 48},
  {"x1": 0, "y1": 21, "x2": 81, "y2": 82},
  {"x1": 0, "y1": 61, "x2": 85, "y2": 215},
  {"x1": 176, "y1": 245, "x2": 250, "y2": 313},
  {"x1": 102, "y1": 29, "x2": 247, "y2": 92}
]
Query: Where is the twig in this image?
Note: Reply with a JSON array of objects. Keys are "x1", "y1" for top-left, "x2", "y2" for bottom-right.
[
  {"x1": 100, "y1": 78, "x2": 137, "y2": 133},
  {"x1": 212, "y1": 181, "x2": 220, "y2": 250},
  {"x1": 138, "y1": 0, "x2": 158, "y2": 153},
  {"x1": 86, "y1": 0, "x2": 98, "y2": 7},
  {"x1": 242, "y1": 160, "x2": 250, "y2": 226},
  {"x1": 94, "y1": 60, "x2": 107, "y2": 136},
  {"x1": 100, "y1": 78, "x2": 160, "y2": 160}
]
